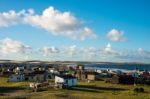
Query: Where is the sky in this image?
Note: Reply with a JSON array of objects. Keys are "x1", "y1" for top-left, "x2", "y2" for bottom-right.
[{"x1": 0, "y1": 0, "x2": 150, "y2": 63}]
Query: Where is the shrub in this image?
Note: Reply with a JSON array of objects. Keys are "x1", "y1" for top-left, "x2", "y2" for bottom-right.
[
  {"x1": 133, "y1": 88, "x2": 139, "y2": 92},
  {"x1": 133, "y1": 87, "x2": 144, "y2": 93},
  {"x1": 139, "y1": 88, "x2": 144, "y2": 92}
]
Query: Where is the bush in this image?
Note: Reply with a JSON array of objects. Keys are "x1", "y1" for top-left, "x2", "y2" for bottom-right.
[
  {"x1": 139, "y1": 88, "x2": 144, "y2": 92},
  {"x1": 133, "y1": 88, "x2": 139, "y2": 92},
  {"x1": 133, "y1": 87, "x2": 144, "y2": 93}
]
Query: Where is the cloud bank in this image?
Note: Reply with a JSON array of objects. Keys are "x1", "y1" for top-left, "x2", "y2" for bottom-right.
[
  {"x1": 0, "y1": 38, "x2": 31, "y2": 55},
  {"x1": 0, "y1": 6, "x2": 96, "y2": 40},
  {"x1": 1, "y1": 38, "x2": 149, "y2": 62}
]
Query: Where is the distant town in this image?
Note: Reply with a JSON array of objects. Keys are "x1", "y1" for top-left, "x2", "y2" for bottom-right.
[
  {"x1": 0, "y1": 60, "x2": 150, "y2": 98},
  {"x1": 1, "y1": 60, "x2": 150, "y2": 87}
]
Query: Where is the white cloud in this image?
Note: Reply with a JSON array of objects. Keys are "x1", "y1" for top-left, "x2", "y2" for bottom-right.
[
  {"x1": 0, "y1": 6, "x2": 96, "y2": 40},
  {"x1": 137, "y1": 48, "x2": 150, "y2": 59},
  {"x1": 84, "y1": 47, "x2": 97, "y2": 53},
  {"x1": 0, "y1": 38, "x2": 31, "y2": 55},
  {"x1": 25, "y1": 6, "x2": 96, "y2": 40},
  {"x1": 0, "y1": 10, "x2": 22, "y2": 27},
  {"x1": 39, "y1": 44, "x2": 150, "y2": 62},
  {"x1": 104, "y1": 43, "x2": 112, "y2": 52},
  {"x1": 80, "y1": 27, "x2": 97, "y2": 40},
  {"x1": 0, "y1": 9, "x2": 33, "y2": 27},
  {"x1": 107, "y1": 29, "x2": 126, "y2": 42},
  {"x1": 83, "y1": 47, "x2": 98, "y2": 58},
  {"x1": 102, "y1": 43, "x2": 120, "y2": 55},
  {"x1": 42, "y1": 46, "x2": 60, "y2": 56},
  {"x1": 67, "y1": 45, "x2": 77, "y2": 56},
  {"x1": 0, "y1": 38, "x2": 150, "y2": 62}
]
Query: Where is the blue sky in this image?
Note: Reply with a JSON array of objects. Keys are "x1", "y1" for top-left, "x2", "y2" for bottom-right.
[{"x1": 0, "y1": 0, "x2": 150, "y2": 63}]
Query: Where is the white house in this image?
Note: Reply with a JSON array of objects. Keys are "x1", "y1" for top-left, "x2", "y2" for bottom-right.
[
  {"x1": 9, "y1": 74, "x2": 25, "y2": 82},
  {"x1": 55, "y1": 75, "x2": 77, "y2": 87}
]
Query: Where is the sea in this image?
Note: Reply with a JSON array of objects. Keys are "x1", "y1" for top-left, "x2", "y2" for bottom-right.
[{"x1": 85, "y1": 63, "x2": 150, "y2": 72}]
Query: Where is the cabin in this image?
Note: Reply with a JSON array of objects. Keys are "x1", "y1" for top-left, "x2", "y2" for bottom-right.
[
  {"x1": 111, "y1": 75, "x2": 134, "y2": 84},
  {"x1": 75, "y1": 64, "x2": 100, "y2": 81},
  {"x1": 8, "y1": 74, "x2": 25, "y2": 82},
  {"x1": 55, "y1": 75, "x2": 77, "y2": 88},
  {"x1": 76, "y1": 71, "x2": 100, "y2": 81},
  {"x1": 126, "y1": 72, "x2": 139, "y2": 78},
  {"x1": 0, "y1": 71, "x2": 14, "y2": 77},
  {"x1": 85, "y1": 71, "x2": 100, "y2": 81},
  {"x1": 111, "y1": 75, "x2": 119, "y2": 84},
  {"x1": 25, "y1": 71, "x2": 46, "y2": 82}
]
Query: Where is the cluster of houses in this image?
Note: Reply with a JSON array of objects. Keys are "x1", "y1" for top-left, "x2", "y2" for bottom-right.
[
  {"x1": 1, "y1": 62, "x2": 150, "y2": 89},
  {"x1": 0, "y1": 62, "x2": 75, "y2": 87},
  {"x1": 110, "y1": 69, "x2": 150, "y2": 85},
  {"x1": 0, "y1": 62, "x2": 105, "y2": 88}
]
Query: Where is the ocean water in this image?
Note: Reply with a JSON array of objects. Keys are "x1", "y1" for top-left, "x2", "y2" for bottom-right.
[{"x1": 85, "y1": 63, "x2": 150, "y2": 71}]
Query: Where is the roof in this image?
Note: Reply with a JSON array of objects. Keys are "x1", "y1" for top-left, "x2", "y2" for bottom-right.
[
  {"x1": 84, "y1": 71, "x2": 99, "y2": 75},
  {"x1": 25, "y1": 71, "x2": 46, "y2": 76},
  {"x1": 33, "y1": 71, "x2": 46, "y2": 74},
  {"x1": 56, "y1": 75, "x2": 76, "y2": 79}
]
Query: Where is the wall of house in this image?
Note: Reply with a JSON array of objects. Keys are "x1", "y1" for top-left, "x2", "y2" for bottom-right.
[
  {"x1": 46, "y1": 74, "x2": 54, "y2": 80},
  {"x1": 36, "y1": 74, "x2": 45, "y2": 82},
  {"x1": 55, "y1": 76, "x2": 65, "y2": 84},
  {"x1": 9, "y1": 74, "x2": 24, "y2": 82},
  {"x1": 55, "y1": 76, "x2": 77, "y2": 86},
  {"x1": 87, "y1": 74, "x2": 95, "y2": 80},
  {"x1": 28, "y1": 76, "x2": 35, "y2": 82},
  {"x1": 65, "y1": 79, "x2": 72, "y2": 86},
  {"x1": 76, "y1": 71, "x2": 86, "y2": 80},
  {"x1": 73, "y1": 79, "x2": 77, "y2": 86},
  {"x1": 95, "y1": 74, "x2": 100, "y2": 80},
  {"x1": 64, "y1": 78, "x2": 77, "y2": 86},
  {"x1": 111, "y1": 76, "x2": 119, "y2": 84},
  {"x1": 28, "y1": 74, "x2": 45, "y2": 82}
]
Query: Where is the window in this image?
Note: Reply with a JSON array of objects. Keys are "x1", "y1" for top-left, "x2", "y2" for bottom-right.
[
  {"x1": 66, "y1": 79, "x2": 68, "y2": 84},
  {"x1": 17, "y1": 77, "x2": 20, "y2": 80},
  {"x1": 48, "y1": 75, "x2": 51, "y2": 79}
]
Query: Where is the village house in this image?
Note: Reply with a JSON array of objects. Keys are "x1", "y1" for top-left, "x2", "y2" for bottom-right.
[
  {"x1": 110, "y1": 75, "x2": 119, "y2": 84},
  {"x1": 126, "y1": 72, "x2": 139, "y2": 78},
  {"x1": 76, "y1": 70, "x2": 100, "y2": 81},
  {"x1": 85, "y1": 71, "x2": 100, "y2": 81},
  {"x1": 75, "y1": 65, "x2": 85, "y2": 80},
  {"x1": 25, "y1": 71, "x2": 46, "y2": 82},
  {"x1": 55, "y1": 75, "x2": 77, "y2": 88},
  {"x1": 75, "y1": 65, "x2": 100, "y2": 81},
  {"x1": 0, "y1": 71, "x2": 14, "y2": 77},
  {"x1": 111, "y1": 74, "x2": 135, "y2": 84},
  {"x1": 48, "y1": 67, "x2": 59, "y2": 74},
  {"x1": 24, "y1": 70, "x2": 54, "y2": 82},
  {"x1": 8, "y1": 74, "x2": 25, "y2": 82},
  {"x1": 141, "y1": 70, "x2": 150, "y2": 77},
  {"x1": 45, "y1": 72, "x2": 55, "y2": 81},
  {"x1": 14, "y1": 66, "x2": 24, "y2": 74},
  {"x1": 135, "y1": 70, "x2": 150, "y2": 85}
]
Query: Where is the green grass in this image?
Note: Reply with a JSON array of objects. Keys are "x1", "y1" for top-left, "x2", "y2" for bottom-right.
[{"x1": 0, "y1": 77, "x2": 150, "y2": 99}]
